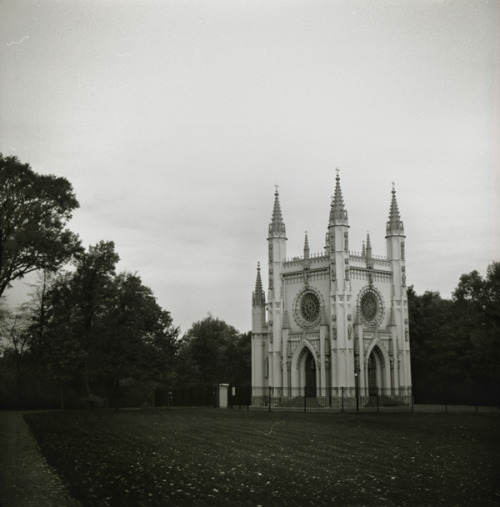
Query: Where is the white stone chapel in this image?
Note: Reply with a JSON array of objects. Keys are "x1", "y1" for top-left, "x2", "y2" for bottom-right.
[{"x1": 251, "y1": 172, "x2": 412, "y2": 403}]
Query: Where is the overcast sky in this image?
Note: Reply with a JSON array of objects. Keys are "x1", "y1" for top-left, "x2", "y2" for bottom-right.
[{"x1": 1, "y1": 0, "x2": 498, "y2": 333}]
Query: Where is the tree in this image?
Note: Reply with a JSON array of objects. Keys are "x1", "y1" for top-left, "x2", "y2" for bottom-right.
[
  {"x1": 223, "y1": 331, "x2": 251, "y2": 386},
  {"x1": 409, "y1": 261, "x2": 500, "y2": 405},
  {"x1": 177, "y1": 316, "x2": 249, "y2": 386},
  {"x1": 408, "y1": 287, "x2": 455, "y2": 402},
  {"x1": 93, "y1": 272, "x2": 179, "y2": 406},
  {"x1": 33, "y1": 272, "x2": 86, "y2": 409},
  {"x1": 0, "y1": 154, "x2": 81, "y2": 298},
  {"x1": 34, "y1": 246, "x2": 180, "y2": 407},
  {"x1": 0, "y1": 303, "x2": 31, "y2": 401},
  {"x1": 71, "y1": 241, "x2": 121, "y2": 396},
  {"x1": 452, "y1": 261, "x2": 500, "y2": 401}
]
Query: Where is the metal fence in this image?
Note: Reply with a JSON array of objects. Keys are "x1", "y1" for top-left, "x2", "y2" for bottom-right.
[
  {"x1": 157, "y1": 385, "x2": 499, "y2": 414},
  {"x1": 234, "y1": 386, "x2": 413, "y2": 413}
]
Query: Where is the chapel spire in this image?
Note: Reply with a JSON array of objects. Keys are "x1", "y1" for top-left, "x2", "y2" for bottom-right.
[
  {"x1": 252, "y1": 262, "x2": 265, "y2": 307},
  {"x1": 366, "y1": 232, "x2": 372, "y2": 255},
  {"x1": 366, "y1": 232, "x2": 373, "y2": 269},
  {"x1": 269, "y1": 186, "x2": 286, "y2": 238},
  {"x1": 386, "y1": 183, "x2": 404, "y2": 236},
  {"x1": 303, "y1": 231, "x2": 310, "y2": 259},
  {"x1": 329, "y1": 169, "x2": 348, "y2": 226}
]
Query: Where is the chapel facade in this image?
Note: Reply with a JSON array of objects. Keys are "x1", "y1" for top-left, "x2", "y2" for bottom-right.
[{"x1": 251, "y1": 172, "x2": 412, "y2": 404}]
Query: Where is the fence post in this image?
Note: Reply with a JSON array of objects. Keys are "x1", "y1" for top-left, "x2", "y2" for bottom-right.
[
  {"x1": 304, "y1": 386, "x2": 307, "y2": 413},
  {"x1": 268, "y1": 386, "x2": 272, "y2": 412},
  {"x1": 376, "y1": 390, "x2": 379, "y2": 413},
  {"x1": 341, "y1": 387, "x2": 344, "y2": 413},
  {"x1": 355, "y1": 374, "x2": 359, "y2": 412}
]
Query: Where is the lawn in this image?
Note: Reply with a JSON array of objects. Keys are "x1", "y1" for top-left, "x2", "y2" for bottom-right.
[{"x1": 25, "y1": 409, "x2": 500, "y2": 506}]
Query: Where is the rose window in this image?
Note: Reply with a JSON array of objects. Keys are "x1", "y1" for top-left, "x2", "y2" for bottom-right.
[
  {"x1": 361, "y1": 291, "x2": 378, "y2": 323},
  {"x1": 301, "y1": 292, "x2": 320, "y2": 323}
]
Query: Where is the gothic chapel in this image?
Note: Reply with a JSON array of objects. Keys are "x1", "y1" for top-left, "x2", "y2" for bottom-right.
[{"x1": 251, "y1": 172, "x2": 412, "y2": 404}]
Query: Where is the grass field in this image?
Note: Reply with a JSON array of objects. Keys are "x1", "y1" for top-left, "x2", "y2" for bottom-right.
[{"x1": 25, "y1": 409, "x2": 500, "y2": 506}]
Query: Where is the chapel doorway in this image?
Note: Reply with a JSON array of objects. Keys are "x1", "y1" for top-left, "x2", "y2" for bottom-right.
[
  {"x1": 305, "y1": 351, "x2": 316, "y2": 397},
  {"x1": 368, "y1": 347, "x2": 384, "y2": 396},
  {"x1": 368, "y1": 354, "x2": 378, "y2": 396}
]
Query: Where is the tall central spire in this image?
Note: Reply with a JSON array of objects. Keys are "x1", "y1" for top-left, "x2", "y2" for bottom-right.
[
  {"x1": 329, "y1": 169, "x2": 348, "y2": 226},
  {"x1": 269, "y1": 187, "x2": 286, "y2": 238},
  {"x1": 386, "y1": 183, "x2": 404, "y2": 236}
]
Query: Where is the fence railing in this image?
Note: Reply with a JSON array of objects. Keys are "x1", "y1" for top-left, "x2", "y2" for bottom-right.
[
  {"x1": 157, "y1": 385, "x2": 499, "y2": 413},
  {"x1": 237, "y1": 386, "x2": 413, "y2": 412}
]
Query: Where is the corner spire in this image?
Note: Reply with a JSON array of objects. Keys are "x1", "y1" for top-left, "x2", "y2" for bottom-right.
[
  {"x1": 366, "y1": 232, "x2": 372, "y2": 254},
  {"x1": 386, "y1": 183, "x2": 404, "y2": 236},
  {"x1": 269, "y1": 186, "x2": 286, "y2": 238},
  {"x1": 252, "y1": 262, "x2": 265, "y2": 307},
  {"x1": 329, "y1": 169, "x2": 348, "y2": 226},
  {"x1": 366, "y1": 232, "x2": 373, "y2": 269},
  {"x1": 303, "y1": 231, "x2": 310, "y2": 259}
]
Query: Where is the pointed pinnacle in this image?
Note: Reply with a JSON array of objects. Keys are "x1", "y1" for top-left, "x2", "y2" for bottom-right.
[
  {"x1": 387, "y1": 184, "x2": 404, "y2": 235},
  {"x1": 253, "y1": 262, "x2": 265, "y2": 307},
  {"x1": 329, "y1": 169, "x2": 348, "y2": 225},
  {"x1": 269, "y1": 188, "x2": 286, "y2": 238}
]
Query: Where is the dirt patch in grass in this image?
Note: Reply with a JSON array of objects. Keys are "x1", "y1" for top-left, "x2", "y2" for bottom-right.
[{"x1": 24, "y1": 409, "x2": 500, "y2": 506}]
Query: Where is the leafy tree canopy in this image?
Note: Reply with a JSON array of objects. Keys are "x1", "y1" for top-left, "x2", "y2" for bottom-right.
[
  {"x1": 27, "y1": 242, "x2": 180, "y2": 407},
  {"x1": 0, "y1": 154, "x2": 81, "y2": 298},
  {"x1": 178, "y1": 315, "x2": 250, "y2": 386},
  {"x1": 409, "y1": 261, "x2": 500, "y2": 404}
]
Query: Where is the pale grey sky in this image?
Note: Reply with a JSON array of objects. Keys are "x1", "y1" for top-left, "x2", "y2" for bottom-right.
[{"x1": 1, "y1": 0, "x2": 498, "y2": 333}]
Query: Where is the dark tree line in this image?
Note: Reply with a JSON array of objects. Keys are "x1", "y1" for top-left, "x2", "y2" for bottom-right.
[
  {"x1": 0, "y1": 154, "x2": 250, "y2": 408},
  {"x1": 0, "y1": 242, "x2": 250, "y2": 409},
  {"x1": 0, "y1": 242, "x2": 180, "y2": 408},
  {"x1": 409, "y1": 261, "x2": 500, "y2": 405}
]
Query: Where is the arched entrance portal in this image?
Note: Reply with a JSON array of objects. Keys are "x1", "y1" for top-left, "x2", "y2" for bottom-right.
[
  {"x1": 367, "y1": 346, "x2": 384, "y2": 396},
  {"x1": 368, "y1": 354, "x2": 377, "y2": 395},
  {"x1": 304, "y1": 351, "x2": 316, "y2": 397},
  {"x1": 291, "y1": 343, "x2": 319, "y2": 397}
]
